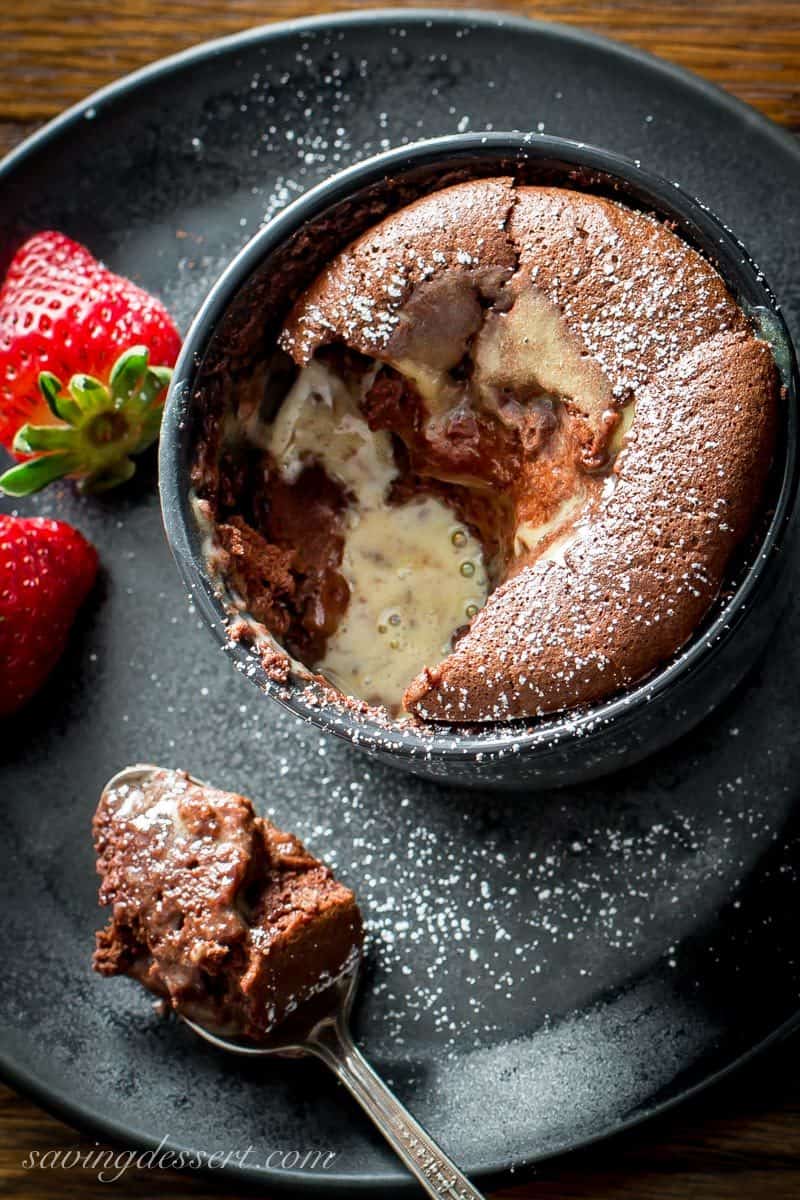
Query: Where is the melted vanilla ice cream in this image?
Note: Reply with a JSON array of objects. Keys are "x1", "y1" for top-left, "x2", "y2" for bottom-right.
[{"x1": 265, "y1": 361, "x2": 488, "y2": 712}]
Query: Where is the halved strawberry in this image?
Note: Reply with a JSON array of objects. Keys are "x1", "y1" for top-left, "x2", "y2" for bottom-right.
[{"x1": 0, "y1": 231, "x2": 181, "y2": 494}]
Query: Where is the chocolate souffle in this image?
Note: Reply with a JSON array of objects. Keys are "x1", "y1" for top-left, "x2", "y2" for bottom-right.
[
  {"x1": 93, "y1": 769, "x2": 363, "y2": 1038},
  {"x1": 196, "y1": 178, "x2": 779, "y2": 723}
]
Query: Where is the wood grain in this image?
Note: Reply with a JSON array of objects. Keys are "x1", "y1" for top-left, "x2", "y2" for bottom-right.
[
  {"x1": 3, "y1": 1, "x2": 800, "y2": 1196},
  {"x1": 2, "y1": 0, "x2": 800, "y2": 143}
]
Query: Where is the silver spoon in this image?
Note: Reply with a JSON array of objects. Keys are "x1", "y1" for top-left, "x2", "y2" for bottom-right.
[{"x1": 104, "y1": 766, "x2": 486, "y2": 1200}]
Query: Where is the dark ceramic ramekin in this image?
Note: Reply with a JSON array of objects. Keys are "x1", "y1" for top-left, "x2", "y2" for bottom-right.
[{"x1": 159, "y1": 133, "x2": 799, "y2": 790}]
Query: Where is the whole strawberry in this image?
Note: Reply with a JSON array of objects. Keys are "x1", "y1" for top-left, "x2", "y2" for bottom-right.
[
  {"x1": 0, "y1": 231, "x2": 181, "y2": 495},
  {"x1": 0, "y1": 514, "x2": 98, "y2": 716}
]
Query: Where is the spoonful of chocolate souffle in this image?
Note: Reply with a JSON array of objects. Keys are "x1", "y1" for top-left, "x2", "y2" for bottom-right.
[{"x1": 93, "y1": 765, "x2": 486, "y2": 1199}]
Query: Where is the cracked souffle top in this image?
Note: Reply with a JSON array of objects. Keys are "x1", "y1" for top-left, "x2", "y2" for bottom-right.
[
  {"x1": 199, "y1": 178, "x2": 779, "y2": 723},
  {"x1": 93, "y1": 768, "x2": 363, "y2": 1038}
]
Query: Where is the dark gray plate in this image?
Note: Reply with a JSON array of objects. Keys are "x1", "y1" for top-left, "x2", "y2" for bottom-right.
[{"x1": 1, "y1": 10, "x2": 799, "y2": 1194}]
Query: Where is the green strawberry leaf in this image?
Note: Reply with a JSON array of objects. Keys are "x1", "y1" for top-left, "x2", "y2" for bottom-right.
[
  {"x1": 1, "y1": 347, "x2": 174, "y2": 496},
  {"x1": 0, "y1": 452, "x2": 79, "y2": 496},
  {"x1": 69, "y1": 373, "x2": 109, "y2": 413},
  {"x1": 13, "y1": 424, "x2": 77, "y2": 454},
  {"x1": 39, "y1": 371, "x2": 63, "y2": 414},
  {"x1": 39, "y1": 372, "x2": 81, "y2": 424},
  {"x1": 136, "y1": 366, "x2": 173, "y2": 410},
  {"x1": 110, "y1": 346, "x2": 149, "y2": 402}
]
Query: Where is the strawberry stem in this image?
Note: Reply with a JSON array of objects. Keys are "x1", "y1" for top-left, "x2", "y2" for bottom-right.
[{"x1": 0, "y1": 346, "x2": 172, "y2": 497}]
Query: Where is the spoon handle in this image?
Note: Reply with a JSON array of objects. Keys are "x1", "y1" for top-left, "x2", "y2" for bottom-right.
[{"x1": 307, "y1": 1018, "x2": 486, "y2": 1200}]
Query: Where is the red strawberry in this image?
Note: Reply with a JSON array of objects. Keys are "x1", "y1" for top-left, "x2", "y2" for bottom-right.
[
  {"x1": 0, "y1": 231, "x2": 181, "y2": 495},
  {"x1": 0, "y1": 514, "x2": 98, "y2": 716}
]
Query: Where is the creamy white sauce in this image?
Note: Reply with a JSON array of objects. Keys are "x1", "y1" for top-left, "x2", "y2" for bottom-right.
[
  {"x1": 321, "y1": 497, "x2": 486, "y2": 708},
  {"x1": 261, "y1": 361, "x2": 489, "y2": 711},
  {"x1": 268, "y1": 359, "x2": 393, "y2": 507}
]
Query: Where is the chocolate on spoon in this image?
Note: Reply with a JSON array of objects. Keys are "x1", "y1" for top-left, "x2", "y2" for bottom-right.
[{"x1": 93, "y1": 764, "x2": 485, "y2": 1200}]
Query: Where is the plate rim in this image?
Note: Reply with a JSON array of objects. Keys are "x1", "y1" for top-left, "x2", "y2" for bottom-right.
[
  {"x1": 3, "y1": 1013, "x2": 800, "y2": 1194},
  {"x1": 3, "y1": 6, "x2": 800, "y2": 187},
  {"x1": 2, "y1": 8, "x2": 800, "y2": 1193}
]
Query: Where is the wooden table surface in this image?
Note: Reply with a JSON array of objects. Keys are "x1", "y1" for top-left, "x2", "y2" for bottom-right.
[{"x1": 3, "y1": 1, "x2": 800, "y2": 1196}]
